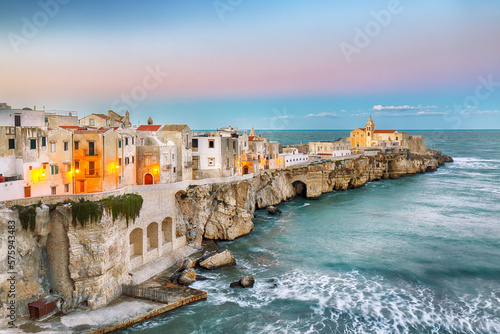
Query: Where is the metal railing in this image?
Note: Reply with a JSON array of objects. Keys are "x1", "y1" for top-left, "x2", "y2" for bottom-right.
[
  {"x1": 122, "y1": 284, "x2": 169, "y2": 304},
  {"x1": 84, "y1": 148, "x2": 99, "y2": 156}
]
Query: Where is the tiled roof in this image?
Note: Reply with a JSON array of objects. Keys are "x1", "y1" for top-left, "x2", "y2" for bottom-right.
[
  {"x1": 60, "y1": 126, "x2": 84, "y2": 130},
  {"x1": 374, "y1": 130, "x2": 397, "y2": 133},
  {"x1": 161, "y1": 124, "x2": 188, "y2": 131},
  {"x1": 93, "y1": 113, "x2": 111, "y2": 120},
  {"x1": 137, "y1": 125, "x2": 161, "y2": 131}
]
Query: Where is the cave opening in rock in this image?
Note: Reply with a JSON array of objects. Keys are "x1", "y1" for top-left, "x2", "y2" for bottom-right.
[{"x1": 292, "y1": 181, "x2": 307, "y2": 197}]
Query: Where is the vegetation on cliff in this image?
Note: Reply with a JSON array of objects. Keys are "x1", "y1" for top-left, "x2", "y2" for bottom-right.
[
  {"x1": 13, "y1": 193, "x2": 144, "y2": 230},
  {"x1": 72, "y1": 193, "x2": 144, "y2": 227},
  {"x1": 13, "y1": 203, "x2": 40, "y2": 231}
]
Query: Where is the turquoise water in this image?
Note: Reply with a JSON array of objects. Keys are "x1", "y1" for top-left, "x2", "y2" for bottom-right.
[{"x1": 120, "y1": 131, "x2": 500, "y2": 333}]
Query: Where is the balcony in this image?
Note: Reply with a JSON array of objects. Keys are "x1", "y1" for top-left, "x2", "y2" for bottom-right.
[
  {"x1": 184, "y1": 161, "x2": 193, "y2": 168},
  {"x1": 84, "y1": 148, "x2": 99, "y2": 156},
  {"x1": 185, "y1": 143, "x2": 192, "y2": 149},
  {"x1": 85, "y1": 169, "x2": 100, "y2": 177}
]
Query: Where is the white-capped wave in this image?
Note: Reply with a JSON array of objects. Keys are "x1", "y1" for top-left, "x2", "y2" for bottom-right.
[{"x1": 192, "y1": 269, "x2": 500, "y2": 333}]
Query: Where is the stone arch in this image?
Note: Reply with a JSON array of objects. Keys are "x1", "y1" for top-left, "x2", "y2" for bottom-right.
[
  {"x1": 292, "y1": 180, "x2": 307, "y2": 197},
  {"x1": 129, "y1": 228, "x2": 143, "y2": 259},
  {"x1": 146, "y1": 222, "x2": 159, "y2": 251},
  {"x1": 144, "y1": 173, "x2": 153, "y2": 185},
  {"x1": 162, "y1": 217, "x2": 173, "y2": 245}
]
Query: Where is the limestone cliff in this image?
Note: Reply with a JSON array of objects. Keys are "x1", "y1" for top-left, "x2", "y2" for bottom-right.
[{"x1": 176, "y1": 151, "x2": 452, "y2": 245}]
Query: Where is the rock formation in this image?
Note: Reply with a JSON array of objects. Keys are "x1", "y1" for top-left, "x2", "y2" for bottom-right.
[
  {"x1": 199, "y1": 250, "x2": 237, "y2": 270},
  {"x1": 176, "y1": 151, "x2": 453, "y2": 245}
]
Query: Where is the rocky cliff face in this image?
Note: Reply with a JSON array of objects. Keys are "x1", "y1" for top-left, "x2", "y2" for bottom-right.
[
  {"x1": 176, "y1": 151, "x2": 452, "y2": 245},
  {"x1": 0, "y1": 203, "x2": 130, "y2": 328}
]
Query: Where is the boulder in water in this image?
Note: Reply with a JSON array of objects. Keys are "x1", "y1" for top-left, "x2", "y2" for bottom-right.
[
  {"x1": 199, "y1": 249, "x2": 236, "y2": 270},
  {"x1": 178, "y1": 268, "x2": 196, "y2": 286},
  {"x1": 267, "y1": 206, "x2": 282, "y2": 215},
  {"x1": 230, "y1": 276, "x2": 255, "y2": 288}
]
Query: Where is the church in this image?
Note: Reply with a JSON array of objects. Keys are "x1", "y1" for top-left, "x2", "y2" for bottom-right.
[{"x1": 347, "y1": 117, "x2": 407, "y2": 148}]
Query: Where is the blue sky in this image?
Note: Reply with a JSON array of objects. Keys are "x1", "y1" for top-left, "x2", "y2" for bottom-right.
[{"x1": 1, "y1": 0, "x2": 499, "y2": 129}]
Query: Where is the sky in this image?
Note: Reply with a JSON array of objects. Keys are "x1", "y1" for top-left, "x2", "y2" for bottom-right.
[{"x1": 1, "y1": 0, "x2": 500, "y2": 130}]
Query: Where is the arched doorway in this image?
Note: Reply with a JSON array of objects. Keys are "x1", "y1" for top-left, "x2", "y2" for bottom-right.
[
  {"x1": 162, "y1": 217, "x2": 173, "y2": 245},
  {"x1": 129, "y1": 228, "x2": 143, "y2": 259},
  {"x1": 243, "y1": 166, "x2": 249, "y2": 175},
  {"x1": 144, "y1": 173, "x2": 153, "y2": 185},
  {"x1": 146, "y1": 222, "x2": 159, "y2": 251}
]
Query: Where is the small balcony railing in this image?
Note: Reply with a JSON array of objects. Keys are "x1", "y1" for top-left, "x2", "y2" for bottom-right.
[
  {"x1": 84, "y1": 148, "x2": 99, "y2": 156},
  {"x1": 85, "y1": 168, "x2": 100, "y2": 177}
]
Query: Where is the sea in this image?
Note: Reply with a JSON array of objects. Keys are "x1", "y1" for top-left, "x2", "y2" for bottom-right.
[{"x1": 119, "y1": 130, "x2": 500, "y2": 334}]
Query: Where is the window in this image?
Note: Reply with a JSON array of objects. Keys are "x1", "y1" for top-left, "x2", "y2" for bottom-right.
[
  {"x1": 119, "y1": 176, "x2": 122, "y2": 184},
  {"x1": 29, "y1": 166, "x2": 32, "y2": 170},
  {"x1": 145, "y1": 157, "x2": 151, "y2": 166},
  {"x1": 209, "y1": 140, "x2": 214, "y2": 148},
  {"x1": 192, "y1": 139, "x2": 198, "y2": 148},
  {"x1": 173, "y1": 167, "x2": 176, "y2": 173},
  {"x1": 118, "y1": 140, "x2": 122, "y2": 148},
  {"x1": 15, "y1": 115, "x2": 21, "y2": 126},
  {"x1": 132, "y1": 137, "x2": 135, "y2": 145},
  {"x1": 75, "y1": 141, "x2": 79, "y2": 150},
  {"x1": 64, "y1": 142, "x2": 69, "y2": 151},
  {"x1": 118, "y1": 158, "x2": 122, "y2": 167},
  {"x1": 30, "y1": 139, "x2": 37, "y2": 150},
  {"x1": 64, "y1": 184, "x2": 69, "y2": 193},
  {"x1": 125, "y1": 157, "x2": 130, "y2": 165},
  {"x1": 75, "y1": 160, "x2": 80, "y2": 170},
  {"x1": 51, "y1": 187, "x2": 56, "y2": 195},
  {"x1": 233, "y1": 141, "x2": 236, "y2": 151},
  {"x1": 125, "y1": 138, "x2": 129, "y2": 145},
  {"x1": 88, "y1": 161, "x2": 95, "y2": 175},
  {"x1": 64, "y1": 163, "x2": 71, "y2": 172},
  {"x1": 51, "y1": 165, "x2": 59, "y2": 175},
  {"x1": 45, "y1": 117, "x2": 48, "y2": 123},
  {"x1": 8, "y1": 139, "x2": 15, "y2": 149},
  {"x1": 208, "y1": 157, "x2": 215, "y2": 166},
  {"x1": 42, "y1": 137, "x2": 46, "y2": 147},
  {"x1": 132, "y1": 156, "x2": 135, "y2": 164},
  {"x1": 89, "y1": 119, "x2": 95, "y2": 126},
  {"x1": 51, "y1": 142, "x2": 56, "y2": 152}
]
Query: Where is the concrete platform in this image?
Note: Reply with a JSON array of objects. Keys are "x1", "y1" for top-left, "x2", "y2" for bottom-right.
[{"x1": 1, "y1": 284, "x2": 206, "y2": 334}]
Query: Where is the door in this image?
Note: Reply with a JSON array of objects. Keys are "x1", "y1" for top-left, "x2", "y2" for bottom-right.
[
  {"x1": 144, "y1": 173, "x2": 153, "y2": 185},
  {"x1": 15, "y1": 115, "x2": 21, "y2": 126},
  {"x1": 193, "y1": 157, "x2": 199, "y2": 170},
  {"x1": 79, "y1": 181, "x2": 85, "y2": 193},
  {"x1": 24, "y1": 186, "x2": 31, "y2": 198},
  {"x1": 88, "y1": 142, "x2": 95, "y2": 156},
  {"x1": 243, "y1": 166, "x2": 249, "y2": 175}
]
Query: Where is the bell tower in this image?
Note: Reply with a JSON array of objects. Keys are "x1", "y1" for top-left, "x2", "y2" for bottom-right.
[{"x1": 366, "y1": 116, "x2": 375, "y2": 147}]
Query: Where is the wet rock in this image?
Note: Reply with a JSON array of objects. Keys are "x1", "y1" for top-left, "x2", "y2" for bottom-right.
[
  {"x1": 178, "y1": 268, "x2": 196, "y2": 286},
  {"x1": 267, "y1": 206, "x2": 282, "y2": 215},
  {"x1": 199, "y1": 250, "x2": 236, "y2": 270},
  {"x1": 230, "y1": 276, "x2": 255, "y2": 288},
  {"x1": 240, "y1": 276, "x2": 255, "y2": 288}
]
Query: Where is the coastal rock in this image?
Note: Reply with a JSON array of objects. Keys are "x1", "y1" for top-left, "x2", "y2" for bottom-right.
[
  {"x1": 176, "y1": 151, "x2": 453, "y2": 245},
  {"x1": 267, "y1": 206, "x2": 282, "y2": 215},
  {"x1": 240, "y1": 276, "x2": 255, "y2": 288},
  {"x1": 178, "y1": 268, "x2": 196, "y2": 286},
  {"x1": 230, "y1": 276, "x2": 255, "y2": 288},
  {"x1": 199, "y1": 250, "x2": 236, "y2": 270}
]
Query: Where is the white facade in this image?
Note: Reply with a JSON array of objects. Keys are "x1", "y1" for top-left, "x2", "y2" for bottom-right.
[
  {"x1": 280, "y1": 148, "x2": 309, "y2": 167},
  {"x1": 0, "y1": 108, "x2": 45, "y2": 127},
  {"x1": 309, "y1": 141, "x2": 352, "y2": 157},
  {"x1": 192, "y1": 136, "x2": 222, "y2": 171}
]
